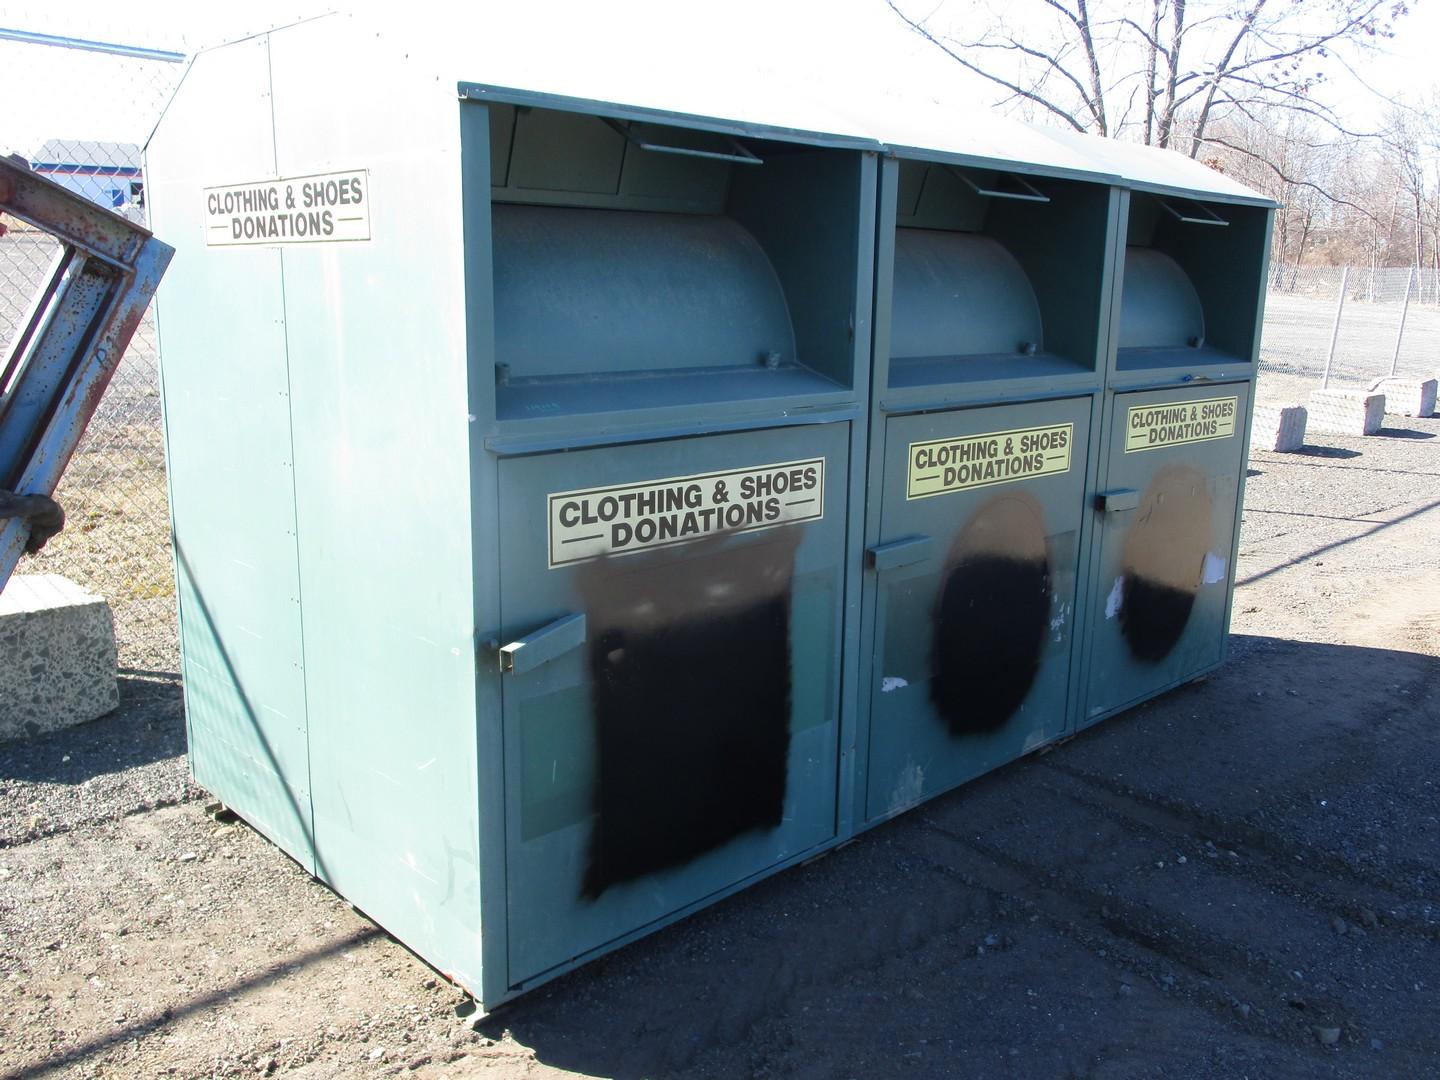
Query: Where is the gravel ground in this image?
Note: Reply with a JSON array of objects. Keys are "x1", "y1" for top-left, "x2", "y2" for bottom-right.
[{"x1": 1, "y1": 413, "x2": 1437, "y2": 1079}]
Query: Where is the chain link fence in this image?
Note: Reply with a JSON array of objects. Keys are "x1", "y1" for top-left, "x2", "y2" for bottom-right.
[
  {"x1": 1, "y1": 29, "x2": 186, "y2": 675},
  {"x1": 1259, "y1": 264, "x2": 1440, "y2": 406}
]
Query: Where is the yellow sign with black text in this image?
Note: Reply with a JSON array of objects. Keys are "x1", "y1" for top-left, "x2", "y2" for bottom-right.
[
  {"x1": 1124, "y1": 396, "x2": 1237, "y2": 453},
  {"x1": 547, "y1": 458, "x2": 824, "y2": 568},
  {"x1": 907, "y1": 424, "x2": 1073, "y2": 500}
]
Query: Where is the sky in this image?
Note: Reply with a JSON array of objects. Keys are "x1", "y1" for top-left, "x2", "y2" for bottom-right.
[{"x1": 1, "y1": 0, "x2": 1436, "y2": 155}]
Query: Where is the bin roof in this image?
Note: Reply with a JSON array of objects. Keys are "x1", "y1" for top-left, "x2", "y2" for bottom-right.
[
  {"x1": 1025, "y1": 126, "x2": 1279, "y2": 206},
  {"x1": 305, "y1": 11, "x2": 1277, "y2": 207}
]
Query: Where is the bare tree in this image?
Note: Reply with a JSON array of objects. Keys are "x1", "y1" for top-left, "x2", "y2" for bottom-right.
[
  {"x1": 1381, "y1": 105, "x2": 1439, "y2": 272},
  {"x1": 1199, "y1": 108, "x2": 1367, "y2": 276},
  {"x1": 887, "y1": 0, "x2": 1404, "y2": 156}
]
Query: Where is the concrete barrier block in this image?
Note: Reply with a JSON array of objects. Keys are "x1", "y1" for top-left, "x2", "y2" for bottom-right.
[
  {"x1": 1366, "y1": 376, "x2": 1436, "y2": 418},
  {"x1": 0, "y1": 574, "x2": 118, "y2": 742},
  {"x1": 1250, "y1": 403, "x2": 1307, "y2": 452},
  {"x1": 1308, "y1": 389, "x2": 1385, "y2": 436}
]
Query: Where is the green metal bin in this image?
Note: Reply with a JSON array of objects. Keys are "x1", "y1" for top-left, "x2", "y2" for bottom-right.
[
  {"x1": 149, "y1": 15, "x2": 878, "y2": 1009},
  {"x1": 1077, "y1": 155, "x2": 1276, "y2": 726},
  {"x1": 856, "y1": 144, "x2": 1120, "y2": 824},
  {"x1": 146, "y1": 14, "x2": 1275, "y2": 1010}
]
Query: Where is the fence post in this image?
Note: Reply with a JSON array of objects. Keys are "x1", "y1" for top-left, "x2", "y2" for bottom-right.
[
  {"x1": 1323, "y1": 266, "x2": 1349, "y2": 389},
  {"x1": 1389, "y1": 266, "x2": 1414, "y2": 377}
]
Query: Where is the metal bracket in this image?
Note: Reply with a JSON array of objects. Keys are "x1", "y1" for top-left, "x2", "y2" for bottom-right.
[
  {"x1": 1159, "y1": 197, "x2": 1228, "y2": 226},
  {"x1": 0, "y1": 155, "x2": 174, "y2": 592},
  {"x1": 867, "y1": 535, "x2": 933, "y2": 572},
  {"x1": 601, "y1": 118, "x2": 763, "y2": 166},
  {"x1": 499, "y1": 613, "x2": 587, "y2": 675},
  {"x1": 950, "y1": 167, "x2": 1051, "y2": 204}
]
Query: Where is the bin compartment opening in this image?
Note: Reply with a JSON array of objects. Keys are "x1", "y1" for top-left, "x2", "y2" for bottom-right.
[
  {"x1": 1117, "y1": 192, "x2": 1267, "y2": 371},
  {"x1": 1117, "y1": 247, "x2": 1207, "y2": 356},
  {"x1": 885, "y1": 160, "x2": 1110, "y2": 388},
  {"x1": 889, "y1": 229, "x2": 1048, "y2": 380},
  {"x1": 490, "y1": 204, "x2": 851, "y2": 417}
]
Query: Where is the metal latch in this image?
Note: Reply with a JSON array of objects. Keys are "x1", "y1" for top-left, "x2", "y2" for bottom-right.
[
  {"x1": 867, "y1": 535, "x2": 932, "y2": 572},
  {"x1": 1096, "y1": 489, "x2": 1140, "y2": 513},
  {"x1": 499, "y1": 613, "x2": 587, "y2": 675}
]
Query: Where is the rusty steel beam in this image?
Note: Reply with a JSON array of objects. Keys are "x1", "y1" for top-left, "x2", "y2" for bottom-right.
[{"x1": 0, "y1": 155, "x2": 174, "y2": 590}]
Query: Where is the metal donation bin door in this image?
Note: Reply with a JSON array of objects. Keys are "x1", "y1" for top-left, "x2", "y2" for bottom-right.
[
  {"x1": 862, "y1": 160, "x2": 1114, "y2": 821},
  {"x1": 1084, "y1": 188, "x2": 1268, "y2": 724},
  {"x1": 480, "y1": 108, "x2": 863, "y2": 985},
  {"x1": 499, "y1": 428, "x2": 846, "y2": 982},
  {"x1": 1087, "y1": 384, "x2": 1248, "y2": 718},
  {"x1": 867, "y1": 398, "x2": 1090, "y2": 819}
]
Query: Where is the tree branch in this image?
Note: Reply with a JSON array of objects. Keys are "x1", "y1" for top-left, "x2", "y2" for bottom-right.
[
  {"x1": 1189, "y1": 0, "x2": 1269, "y2": 157},
  {"x1": 1199, "y1": 134, "x2": 1381, "y2": 220},
  {"x1": 884, "y1": 1, "x2": 1093, "y2": 132},
  {"x1": 1216, "y1": 78, "x2": 1382, "y2": 139}
]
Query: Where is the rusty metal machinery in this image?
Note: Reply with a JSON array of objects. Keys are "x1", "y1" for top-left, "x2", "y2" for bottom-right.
[{"x1": 0, "y1": 154, "x2": 173, "y2": 591}]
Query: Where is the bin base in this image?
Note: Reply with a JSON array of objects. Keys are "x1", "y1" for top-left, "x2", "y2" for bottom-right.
[{"x1": 1308, "y1": 389, "x2": 1385, "y2": 436}]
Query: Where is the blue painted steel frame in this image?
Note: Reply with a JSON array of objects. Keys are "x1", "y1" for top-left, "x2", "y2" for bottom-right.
[{"x1": 0, "y1": 158, "x2": 174, "y2": 590}]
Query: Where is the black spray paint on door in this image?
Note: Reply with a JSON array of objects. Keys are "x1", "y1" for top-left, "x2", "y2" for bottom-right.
[
  {"x1": 1119, "y1": 465, "x2": 1213, "y2": 662},
  {"x1": 578, "y1": 531, "x2": 799, "y2": 899},
  {"x1": 931, "y1": 493, "x2": 1053, "y2": 735}
]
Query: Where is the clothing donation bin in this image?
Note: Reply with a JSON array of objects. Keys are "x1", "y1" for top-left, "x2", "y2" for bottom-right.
[
  {"x1": 856, "y1": 131, "x2": 1120, "y2": 824},
  {"x1": 149, "y1": 15, "x2": 876, "y2": 1008},
  {"x1": 1080, "y1": 166, "x2": 1274, "y2": 725},
  {"x1": 148, "y1": 12, "x2": 1275, "y2": 1010}
]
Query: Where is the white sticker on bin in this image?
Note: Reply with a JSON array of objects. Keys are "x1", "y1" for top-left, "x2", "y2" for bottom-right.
[
  {"x1": 1201, "y1": 551, "x2": 1228, "y2": 585},
  {"x1": 547, "y1": 458, "x2": 824, "y2": 568},
  {"x1": 204, "y1": 170, "x2": 371, "y2": 246}
]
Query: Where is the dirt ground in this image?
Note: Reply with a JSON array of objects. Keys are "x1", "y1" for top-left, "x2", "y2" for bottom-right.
[{"x1": 2, "y1": 413, "x2": 1438, "y2": 1079}]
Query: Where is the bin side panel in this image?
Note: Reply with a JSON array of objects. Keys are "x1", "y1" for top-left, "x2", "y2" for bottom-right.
[
  {"x1": 148, "y1": 37, "x2": 316, "y2": 872},
  {"x1": 265, "y1": 19, "x2": 483, "y2": 991}
]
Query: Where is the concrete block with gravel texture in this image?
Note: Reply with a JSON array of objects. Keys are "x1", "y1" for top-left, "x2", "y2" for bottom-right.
[
  {"x1": 0, "y1": 573, "x2": 118, "y2": 741},
  {"x1": 1366, "y1": 376, "x2": 1436, "y2": 418},
  {"x1": 1250, "y1": 403, "x2": 1307, "y2": 452},
  {"x1": 1308, "y1": 389, "x2": 1385, "y2": 436}
]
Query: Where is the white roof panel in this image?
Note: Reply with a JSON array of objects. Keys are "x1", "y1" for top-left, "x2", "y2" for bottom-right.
[{"x1": 276, "y1": 9, "x2": 1275, "y2": 205}]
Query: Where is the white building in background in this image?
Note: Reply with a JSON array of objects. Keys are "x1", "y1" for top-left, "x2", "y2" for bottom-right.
[{"x1": 27, "y1": 139, "x2": 145, "y2": 223}]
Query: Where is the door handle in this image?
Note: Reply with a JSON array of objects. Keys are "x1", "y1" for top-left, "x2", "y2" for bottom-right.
[
  {"x1": 867, "y1": 535, "x2": 932, "y2": 572},
  {"x1": 499, "y1": 613, "x2": 587, "y2": 675},
  {"x1": 1096, "y1": 488, "x2": 1139, "y2": 512}
]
